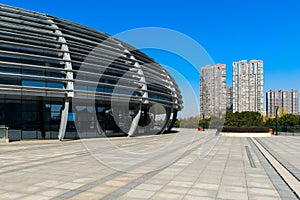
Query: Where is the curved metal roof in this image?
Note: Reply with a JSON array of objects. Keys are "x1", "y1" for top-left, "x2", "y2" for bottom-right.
[{"x1": 0, "y1": 4, "x2": 182, "y2": 110}]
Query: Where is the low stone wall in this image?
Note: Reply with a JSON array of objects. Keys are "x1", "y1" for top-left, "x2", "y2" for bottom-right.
[
  {"x1": 219, "y1": 132, "x2": 272, "y2": 137},
  {"x1": 220, "y1": 127, "x2": 269, "y2": 133}
]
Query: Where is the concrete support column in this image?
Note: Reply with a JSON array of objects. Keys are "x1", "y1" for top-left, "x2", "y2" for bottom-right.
[
  {"x1": 160, "y1": 108, "x2": 171, "y2": 134},
  {"x1": 167, "y1": 110, "x2": 178, "y2": 132},
  {"x1": 128, "y1": 105, "x2": 142, "y2": 137},
  {"x1": 58, "y1": 99, "x2": 69, "y2": 141},
  {"x1": 49, "y1": 19, "x2": 74, "y2": 141},
  {"x1": 121, "y1": 47, "x2": 148, "y2": 137},
  {"x1": 39, "y1": 100, "x2": 46, "y2": 139}
]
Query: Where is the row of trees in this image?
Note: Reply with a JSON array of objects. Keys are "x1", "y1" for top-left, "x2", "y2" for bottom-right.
[
  {"x1": 198, "y1": 111, "x2": 300, "y2": 129},
  {"x1": 178, "y1": 116, "x2": 199, "y2": 128},
  {"x1": 265, "y1": 113, "x2": 300, "y2": 127},
  {"x1": 165, "y1": 112, "x2": 300, "y2": 130},
  {"x1": 158, "y1": 116, "x2": 200, "y2": 129}
]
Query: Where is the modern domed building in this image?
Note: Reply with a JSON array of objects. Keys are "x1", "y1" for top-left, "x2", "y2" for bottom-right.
[{"x1": 0, "y1": 4, "x2": 182, "y2": 140}]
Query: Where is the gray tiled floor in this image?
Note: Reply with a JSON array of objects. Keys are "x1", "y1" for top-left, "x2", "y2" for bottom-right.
[
  {"x1": 0, "y1": 129, "x2": 298, "y2": 199},
  {"x1": 256, "y1": 136, "x2": 300, "y2": 180}
]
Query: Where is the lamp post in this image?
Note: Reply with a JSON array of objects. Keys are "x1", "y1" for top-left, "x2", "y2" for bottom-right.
[
  {"x1": 275, "y1": 106, "x2": 279, "y2": 135},
  {"x1": 202, "y1": 114, "x2": 205, "y2": 130}
]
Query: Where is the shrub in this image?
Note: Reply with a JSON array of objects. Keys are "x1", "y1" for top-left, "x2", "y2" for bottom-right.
[{"x1": 221, "y1": 126, "x2": 269, "y2": 133}]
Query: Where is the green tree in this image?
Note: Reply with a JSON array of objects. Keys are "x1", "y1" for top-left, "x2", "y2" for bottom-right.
[
  {"x1": 241, "y1": 111, "x2": 264, "y2": 127},
  {"x1": 264, "y1": 118, "x2": 276, "y2": 127},
  {"x1": 224, "y1": 112, "x2": 238, "y2": 127},
  {"x1": 199, "y1": 118, "x2": 211, "y2": 129},
  {"x1": 278, "y1": 114, "x2": 300, "y2": 126},
  {"x1": 180, "y1": 116, "x2": 200, "y2": 128},
  {"x1": 224, "y1": 111, "x2": 264, "y2": 127},
  {"x1": 173, "y1": 119, "x2": 180, "y2": 128},
  {"x1": 210, "y1": 116, "x2": 224, "y2": 128}
]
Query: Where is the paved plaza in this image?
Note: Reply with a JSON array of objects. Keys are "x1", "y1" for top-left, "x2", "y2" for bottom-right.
[{"x1": 0, "y1": 129, "x2": 299, "y2": 200}]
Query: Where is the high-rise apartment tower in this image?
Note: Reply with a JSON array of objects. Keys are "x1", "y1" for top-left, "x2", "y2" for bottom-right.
[
  {"x1": 200, "y1": 64, "x2": 226, "y2": 119},
  {"x1": 232, "y1": 60, "x2": 264, "y2": 113}
]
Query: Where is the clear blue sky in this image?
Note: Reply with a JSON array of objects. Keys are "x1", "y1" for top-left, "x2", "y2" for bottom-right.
[{"x1": 2, "y1": 0, "x2": 300, "y2": 117}]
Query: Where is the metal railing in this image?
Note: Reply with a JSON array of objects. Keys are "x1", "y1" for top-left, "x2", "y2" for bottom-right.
[{"x1": 268, "y1": 125, "x2": 300, "y2": 136}]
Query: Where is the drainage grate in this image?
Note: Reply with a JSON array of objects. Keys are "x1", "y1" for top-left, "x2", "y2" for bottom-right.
[{"x1": 245, "y1": 146, "x2": 256, "y2": 168}]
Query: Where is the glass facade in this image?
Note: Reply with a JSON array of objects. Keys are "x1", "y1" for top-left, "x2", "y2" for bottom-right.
[{"x1": 0, "y1": 97, "x2": 63, "y2": 140}]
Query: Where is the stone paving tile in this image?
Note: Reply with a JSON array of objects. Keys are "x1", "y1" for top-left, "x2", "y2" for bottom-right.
[
  {"x1": 88, "y1": 184, "x2": 117, "y2": 194},
  {"x1": 196, "y1": 177, "x2": 222, "y2": 184},
  {"x1": 246, "y1": 181, "x2": 275, "y2": 189},
  {"x1": 18, "y1": 185, "x2": 49, "y2": 194},
  {"x1": 150, "y1": 191, "x2": 184, "y2": 199},
  {"x1": 71, "y1": 177, "x2": 95, "y2": 184},
  {"x1": 192, "y1": 182, "x2": 219, "y2": 190},
  {"x1": 186, "y1": 188, "x2": 217, "y2": 198},
  {"x1": 0, "y1": 130, "x2": 298, "y2": 199},
  {"x1": 55, "y1": 182, "x2": 84, "y2": 190},
  {"x1": 160, "y1": 185, "x2": 190, "y2": 194},
  {"x1": 183, "y1": 195, "x2": 215, "y2": 200},
  {"x1": 248, "y1": 187, "x2": 280, "y2": 197},
  {"x1": 166, "y1": 180, "x2": 194, "y2": 188},
  {"x1": 123, "y1": 189, "x2": 155, "y2": 199},
  {"x1": 218, "y1": 185, "x2": 247, "y2": 193},
  {"x1": 103, "y1": 179, "x2": 129, "y2": 187},
  {"x1": 35, "y1": 180, "x2": 64, "y2": 187},
  {"x1": 134, "y1": 183, "x2": 163, "y2": 191},
  {"x1": 0, "y1": 192, "x2": 28, "y2": 200},
  {"x1": 144, "y1": 177, "x2": 171, "y2": 185},
  {"x1": 217, "y1": 191, "x2": 248, "y2": 200},
  {"x1": 171, "y1": 175, "x2": 198, "y2": 182},
  {"x1": 40, "y1": 188, "x2": 69, "y2": 197},
  {"x1": 21, "y1": 194, "x2": 52, "y2": 200},
  {"x1": 249, "y1": 195, "x2": 281, "y2": 200},
  {"x1": 117, "y1": 197, "x2": 147, "y2": 200},
  {"x1": 68, "y1": 191, "x2": 106, "y2": 200}
]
